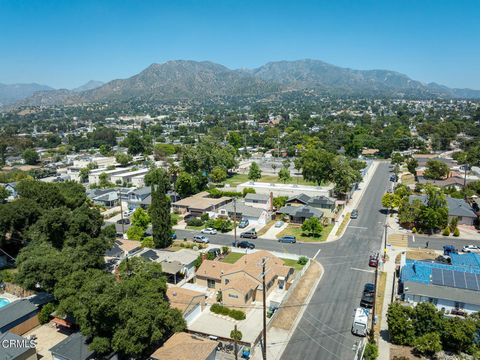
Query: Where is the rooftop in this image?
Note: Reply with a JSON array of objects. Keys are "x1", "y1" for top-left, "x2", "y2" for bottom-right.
[
  {"x1": 49, "y1": 332, "x2": 95, "y2": 360},
  {"x1": 0, "y1": 332, "x2": 35, "y2": 358},
  {"x1": 0, "y1": 298, "x2": 38, "y2": 330},
  {"x1": 166, "y1": 286, "x2": 205, "y2": 313},
  {"x1": 150, "y1": 332, "x2": 217, "y2": 360},
  {"x1": 172, "y1": 191, "x2": 231, "y2": 210}
]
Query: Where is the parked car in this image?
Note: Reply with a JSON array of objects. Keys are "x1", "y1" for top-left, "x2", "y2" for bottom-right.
[
  {"x1": 238, "y1": 218, "x2": 250, "y2": 228},
  {"x1": 462, "y1": 245, "x2": 480, "y2": 254},
  {"x1": 360, "y1": 283, "x2": 375, "y2": 308},
  {"x1": 275, "y1": 221, "x2": 285, "y2": 228},
  {"x1": 234, "y1": 241, "x2": 255, "y2": 249},
  {"x1": 171, "y1": 232, "x2": 177, "y2": 240},
  {"x1": 116, "y1": 218, "x2": 130, "y2": 225},
  {"x1": 369, "y1": 253, "x2": 379, "y2": 268},
  {"x1": 240, "y1": 229, "x2": 257, "y2": 239},
  {"x1": 351, "y1": 209, "x2": 359, "y2": 219},
  {"x1": 201, "y1": 227, "x2": 217, "y2": 235},
  {"x1": 443, "y1": 245, "x2": 458, "y2": 256},
  {"x1": 278, "y1": 235, "x2": 296, "y2": 243},
  {"x1": 123, "y1": 209, "x2": 134, "y2": 217},
  {"x1": 193, "y1": 235, "x2": 209, "y2": 243}
]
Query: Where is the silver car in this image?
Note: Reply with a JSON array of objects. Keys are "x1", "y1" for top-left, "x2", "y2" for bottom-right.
[
  {"x1": 193, "y1": 235, "x2": 210, "y2": 243},
  {"x1": 201, "y1": 227, "x2": 217, "y2": 235}
]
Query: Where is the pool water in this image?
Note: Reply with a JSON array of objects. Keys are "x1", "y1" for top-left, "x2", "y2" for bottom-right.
[{"x1": 0, "y1": 297, "x2": 10, "y2": 308}]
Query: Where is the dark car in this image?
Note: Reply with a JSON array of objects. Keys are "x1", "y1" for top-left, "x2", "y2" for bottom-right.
[
  {"x1": 207, "y1": 248, "x2": 221, "y2": 257},
  {"x1": 360, "y1": 283, "x2": 375, "y2": 308},
  {"x1": 234, "y1": 241, "x2": 255, "y2": 249},
  {"x1": 351, "y1": 209, "x2": 359, "y2": 219},
  {"x1": 240, "y1": 230, "x2": 257, "y2": 239},
  {"x1": 238, "y1": 219, "x2": 250, "y2": 228},
  {"x1": 278, "y1": 235, "x2": 296, "y2": 243},
  {"x1": 171, "y1": 232, "x2": 177, "y2": 240}
]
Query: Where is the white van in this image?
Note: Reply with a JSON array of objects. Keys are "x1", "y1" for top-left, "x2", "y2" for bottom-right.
[{"x1": 351, "y1": 307, "x2": 369, "y2": 336}]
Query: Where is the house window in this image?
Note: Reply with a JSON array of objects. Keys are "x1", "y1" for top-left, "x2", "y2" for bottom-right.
[
  {"x1": 228, "y1": 293, "x2": 238, "y2": 299},
  {"x1": 207, "y1": 279, "x2": 216, "y2": 289},
  {"x1": 455, "y1": 301, "x2": 465, "y2": 309}
]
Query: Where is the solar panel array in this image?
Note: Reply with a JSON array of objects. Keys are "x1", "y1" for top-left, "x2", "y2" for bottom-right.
[{"x1": 431, "y1": 268, "x2": 480, "y2": 291}]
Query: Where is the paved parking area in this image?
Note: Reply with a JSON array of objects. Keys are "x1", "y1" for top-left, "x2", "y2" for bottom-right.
[
  {"x1": 24, "y1": 323, "x2": 69, "y2": 359},
  {"x1": 262, "y1": 222, "x2": 288, "y2": 240}
]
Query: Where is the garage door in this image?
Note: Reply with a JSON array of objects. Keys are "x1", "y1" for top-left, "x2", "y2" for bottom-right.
[{"x1": 184, "y1": 304, "x2": 202, "y2": 325}]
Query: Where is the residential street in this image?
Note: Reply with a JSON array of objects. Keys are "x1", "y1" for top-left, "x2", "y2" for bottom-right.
[
  {"x1": 408, "y1": 234, "x2": 480, "y2": 251},
  {"x1": 280, "y1": 162, "x2": 391, "y2": 360}
]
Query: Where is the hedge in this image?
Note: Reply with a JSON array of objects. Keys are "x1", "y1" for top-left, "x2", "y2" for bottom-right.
[{"x1": 211, "y1": 303, "x2": 246, "y2": 320}]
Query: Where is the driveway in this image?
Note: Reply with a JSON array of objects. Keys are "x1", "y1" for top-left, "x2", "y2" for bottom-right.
[{"x1": 262, "y1": 222, "x2": 288, "y2": 240}]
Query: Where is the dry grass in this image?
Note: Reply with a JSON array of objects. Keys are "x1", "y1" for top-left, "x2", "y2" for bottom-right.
[
  {"x1": 335, "y1": 212, "x2": 351, "y2": 236},
  {"x1": 374, "y1": 271, "x2": 387, "y2": 336},
  {"x1": 395, "y1": 249, "x2": 438, "y2": 264},
  {"x1": 271, "y1": 261, "x2": 322, "y2": 330}
]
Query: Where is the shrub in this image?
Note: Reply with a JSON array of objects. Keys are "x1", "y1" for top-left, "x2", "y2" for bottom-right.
[
  {"x1": 453, "y1": 228, "x2": 460, "y2": 237},
  {"x1": 141, "y1": 236, "x2": 155, "y2": 248},
  {"x1": 297, "y1": 256, "x2": 308, "y2": 265},
  {"x1": 210, "y1": 303, "x2": 246, "y2": 320},
  {"x1": 200, "y1": 213, "x2": 210, "y2": 222},
  {"x1": 363, "y1": 341, "x2": 378, "y2": 360},
  {"x1": 242, "y1": 188, "x2": 256, "y2": 196},
  {"x1": 208, "y1": 189, "x2": 242, "y2": 198},
  {"x1": 207, "y1": 252, "x2": 216, "y2": 260},
  {"x1": 413, "y1": 332, "x2": 442, "y2": 356},
  {"x1": 170, "y1": 213, "x2": 180, "y2": 226},
  {"x1": 216, "y1": 291, "x2": 223, "y2": 302},
  {"x1": 222, "y1": 246, "x2": 230, "y2": 255},
  {"x1": 38, "y1": 303, "x2": 55, "y2": 324},
  {"x1": 442, "y1": 227, "x2": 450, "y2": 236},
  {"x1": 412, "y1": 227, "x2": 417, "y2": 233},
  {"x1": 186, "y1": 217, "x2": 204, "y2": 227}
]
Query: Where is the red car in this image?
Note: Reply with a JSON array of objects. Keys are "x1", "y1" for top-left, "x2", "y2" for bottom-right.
[{"x1": 369, "y1": 253, "x2": 379, "y2": 268}]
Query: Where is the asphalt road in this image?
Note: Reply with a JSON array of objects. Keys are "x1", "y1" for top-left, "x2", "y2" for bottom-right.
[
  {"x1": 408, "y1": 234, "x2": 480, "y2": 252},
  {"x1": 280, "y1": 162, "x2": 391, "y2": 360}
]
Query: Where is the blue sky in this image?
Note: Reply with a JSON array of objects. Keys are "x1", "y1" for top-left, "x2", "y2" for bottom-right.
[{"x1": 0, "y1": 0, "x2": 479, "y2": 89}]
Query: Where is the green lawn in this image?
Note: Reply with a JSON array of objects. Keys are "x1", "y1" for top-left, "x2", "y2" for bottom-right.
[
  {"x1": 335, "y1": 212, "x2": 351, "y2": 236},
  {"x1": 221, "y1": 252, "x2": 245, "y2": 264},
  {"x1": 186, "y1": 225, "x2": 204, "y2": 231},
  {"x1": 276, "y1": 223, "x2": 334, "y2": 242},
  {"x1": 224, "y1": 173, "x2": 317, "y2": 187},
  {"x1": 281, "y1": 258, "x2": 306, "y2": 271}
]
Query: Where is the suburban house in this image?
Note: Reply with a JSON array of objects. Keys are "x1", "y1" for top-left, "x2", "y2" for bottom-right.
[
  {"x1": 150, "y1": 332, "x2": 217, "y2": 360},
  {"x1": 1, "y1": 182, "x2": 17, "y2": 201},
  {"x1": 284, "y1": 193, "x2": 337, "y2": 223},
  {"x1": 166, "y1": 286, "x2": 206, "y2": 325},
  {"x1": 196, "y1": 250, "x2": 293, "y2": 309},
  {"x1": 137, "y1": 248, "x2": 198, "y2": 283},
  {"x1": 400, "y1": 254, "x2": 480, "y2": 314},
  {"x1": 217, "y1": 201, "x2": 270, "y2": 225},
  {"x1": 277, "y1": 205, "x2": 324, "y2": 224},
  {"x1": 409, "y1": 195, "x2": 478, "y2": 225},
  {"x1": 91, "y1": 190, "x2": 119, "y2": 208},
  {"x1": 110, "y1": 168, "x2": 149, "y2": 186},
  {"x1": 87, "y1": 166, "x2": 134, "y2": 184},
  {"x1": 0, "y1": 332, "x2": 37, "y2": 360},
  {"x1": 0, "y1": 298, "x2": 40, "y2": 335},
  {"x1": 417, "y1": 175, "x2": 473, "y2": 190},
  {"x1": 237, "y1": 181, "x2": 333, "y2": 198},
  {"x1": 172, "y1": 191, "x2": 232, "y2": 217},
  {"x1": 105, "y1": 239, "x2": 142, "y2": 260},
  {"x1": 126, "y1": 186, "x2": 151, "y2": 210},
  {"x1": 244, "y1": 193, "x2": 272, "y2": 210},
  {"x1": 49, "y1": 332, "x2": 97, "y2": 360}
]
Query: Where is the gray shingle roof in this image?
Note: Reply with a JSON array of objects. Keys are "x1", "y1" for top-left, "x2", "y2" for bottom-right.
[
  {"x1": 0, "y1": 299, "x2": 38, "y2": 330},
  {"x1": 244, "y1": 193, "x2": 269, "y2": 202},
  {"x1": 409, "y1": 195, "x2": 477, "y2": 218},
  {"x1": 49, "y1": 332, "x2": 95, "y2": 360},
  {"x1": 220, "y1": 201, "x2": 265, "y2": 218},
  {"x1": 404, "y1": 281, "x2": 480, "y2": 306},
  {"x1": 278, "y1": 205, "x2": 324, "y2": 219},
  {"x1": 0, "y1": 332, "x2": 35, "y2": 357},
  {"x1": 286, "y1": 193, "x2": 311, "y2": 204}
]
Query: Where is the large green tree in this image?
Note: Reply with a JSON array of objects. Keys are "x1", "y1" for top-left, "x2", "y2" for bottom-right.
[
  {"x1": 248, "y1": 162, "x2": 261, "y2": 182},
  {"x1": 424, "y1": 160, "x2": 449, "y2": 180},
  {"x1": 22, "y1": 148, "x2": 39, "y2": 165},
  {"x1": 146, "y1": 168, "x2": 172, "y2": 248}
]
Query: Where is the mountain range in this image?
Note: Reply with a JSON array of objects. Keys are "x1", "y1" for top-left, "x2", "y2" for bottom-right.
[{"x1": 5, "y1": 59, "x2": 480, "y2": 107}]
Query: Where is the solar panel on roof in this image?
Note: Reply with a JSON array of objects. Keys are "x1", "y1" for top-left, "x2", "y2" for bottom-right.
[
  {"x1": 453, "y1": 271, "x2": 467, "y2": 289},
  {"x1": 443, "y1": 270, "x2": 455, "y2": 287},
  {"x1": 465, "y1": 272, "x2": 479, "y2": 291},
  {"x1": 431, "y1": 268, "x2": 443, "y2": 286}
]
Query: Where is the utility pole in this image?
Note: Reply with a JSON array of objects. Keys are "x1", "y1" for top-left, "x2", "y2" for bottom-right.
[
  {"x1": 383, "y1": 224, "x2": 388, "y2": 262},
  {"x1": 233, "y1": 198, "x2": 238, "y2": 246},
  {"x1": 262, "y1": 257, "x2": 267, "y2": 360},
  {"x1": 234, "y1": 324, "x2": 239, "y2": 360},
  {"x1": 371, "y1": 264, "x2": 378, "y2": 334}
]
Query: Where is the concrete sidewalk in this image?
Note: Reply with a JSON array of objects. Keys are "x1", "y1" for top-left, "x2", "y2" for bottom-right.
[{"x1": 326, "y1": 160, "x2": 380, "y2": 242}]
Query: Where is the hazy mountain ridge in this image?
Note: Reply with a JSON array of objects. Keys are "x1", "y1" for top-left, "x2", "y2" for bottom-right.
[
  {"x1": 0, "y1": 83, "x2": 53, "y2": 105},
  {"x1": 73, "y1": 80, "x2": 104, "y2": 92},
  {"x1": 7, "y1": 59, "x2": 480, "y2": 107}
]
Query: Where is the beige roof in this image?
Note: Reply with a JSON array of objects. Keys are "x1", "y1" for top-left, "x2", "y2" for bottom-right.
[
  {"x1": 166, "y1": 286, "x2": 205, "y2": 313},
  {"x1": 361, "y1": 148, "x2": 379, "y2": 155},
  {"x1": 117, "y1": 239, "x2": 141, "y2": 253},
  {"x1": 172, "y1": 191, "x2": 231, "y2": 210},
  {"x1": 223, "y1": 275, "x2": 259, "y2": 295},
  {"x1": 197, "y1": 250, "x2": 293, "y2": 292},
  {"x1": 150, "y1": 332, "x2": 217, "y2": 360}
]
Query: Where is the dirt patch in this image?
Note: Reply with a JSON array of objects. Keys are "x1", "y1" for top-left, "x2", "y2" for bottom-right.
[
  {"x1": 395, "y1": 249, "x2": 438, "y2": 264},
  {"x1": 271, "y1": 261, "x2": 322, "y2": 330},
  {"x1": 390, "y1": 345, "x2": 422, "y2": 359}
]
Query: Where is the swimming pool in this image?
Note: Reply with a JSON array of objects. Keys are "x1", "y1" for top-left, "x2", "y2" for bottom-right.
[{"x1": 0, "y1": 297, "x2": 10, "y2": 308}]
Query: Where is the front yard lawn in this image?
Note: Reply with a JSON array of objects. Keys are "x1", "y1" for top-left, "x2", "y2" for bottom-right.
[
  {"x1": 186, "y1": 225, "x2": 204, "y2": 231},
  {"x1": 224, "y1": 173, "x2": 317, "y2": 187},
  {"x1": 276, "y1": 223, "x2": 334, "y2": 242},
  {"x1": 221, "y1": 252, "x2": 245, "y2": 264},
  {"x1": 281, "y1": 258, "x2": 306, "y2": 271}
]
